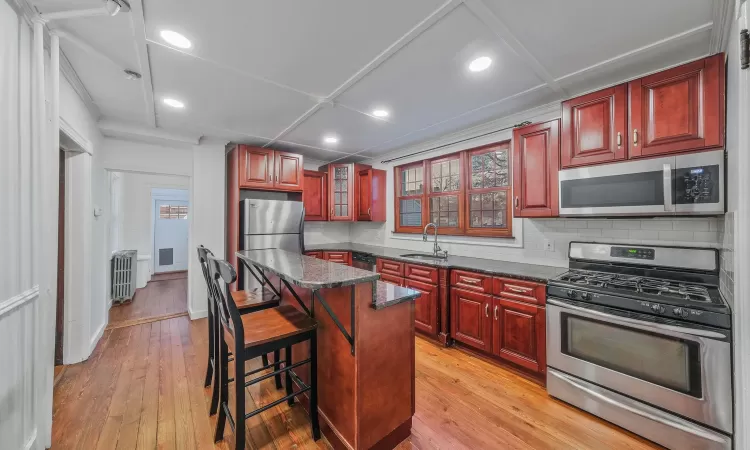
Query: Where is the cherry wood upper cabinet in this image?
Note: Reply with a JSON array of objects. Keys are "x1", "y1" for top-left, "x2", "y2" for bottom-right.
[
  {"x1": 274, "y1": 150, "x2": 304, "y2": 191},
  {"x1": 327, "y1": 164, "x2": 354, "y2": 221},
  {"x1": 238, "y1": 146, "x2": 274, "y2": 189},
  {"x1": 356, "y1": 168, "x2": 386, "y2": 222},
  {"x1": 629, "y1": 53, "x2": 725, "y2": 159},
  {"x1": 236, "y1": 145, "x2": 303, "y2": 191},
  {"x1": 450, "y1": 288, "x2": 492, "y2": 353},
  {"x1": 512, "y1": 119, "x2": 560, "y2": 218},
  {"x1": 303, "y1": 170, "x2": 327, "y2": 221},
  {"x1": 561, "y1": 84, "x2": 627, "y2": 168}
]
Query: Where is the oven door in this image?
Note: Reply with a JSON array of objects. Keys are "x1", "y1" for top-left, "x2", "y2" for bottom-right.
[
  {"x1": 547, "y1": 298, "x2": 732, "y2": 433},
  {"x1": 558, "y1": 155, "x2": 675, "y2": 216}
]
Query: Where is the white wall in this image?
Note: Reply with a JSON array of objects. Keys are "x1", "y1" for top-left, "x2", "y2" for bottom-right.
[
  {"x1": 0, "y1": 3, "x2": 41, "y2": 448},
  {"x1": 97, "y1": 137, "x2": 226, "y2": 319}
]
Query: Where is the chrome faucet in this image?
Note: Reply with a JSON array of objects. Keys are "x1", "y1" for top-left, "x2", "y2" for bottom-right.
[{"x1": 423, "y1": 223, "x2": 448, "y2": 258}]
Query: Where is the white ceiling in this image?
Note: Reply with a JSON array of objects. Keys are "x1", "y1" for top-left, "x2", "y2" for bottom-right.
[{"x1": 36, "y1": 0, "x2": 729, "y2": 163}]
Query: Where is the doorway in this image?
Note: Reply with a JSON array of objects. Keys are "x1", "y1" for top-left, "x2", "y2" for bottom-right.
[
  {"x1": 153, "y1": 191, "x2": 189, "y2": 274},
  {"x1": 107, "y1": 174, "x2": 190, "y2": 330},
  {"x1": 55, "y1": 150, "x2": 65, "y2": 366}
]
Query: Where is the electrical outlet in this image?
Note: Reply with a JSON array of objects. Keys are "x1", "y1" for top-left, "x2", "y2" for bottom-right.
[{"x1": 544, "y1": 239, "x2": 554, "y2": 252}]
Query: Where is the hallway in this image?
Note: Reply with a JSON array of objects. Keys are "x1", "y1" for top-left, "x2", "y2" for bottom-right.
[{"x1": 107, "y1": 272, "x2": 188, "y2": 330}]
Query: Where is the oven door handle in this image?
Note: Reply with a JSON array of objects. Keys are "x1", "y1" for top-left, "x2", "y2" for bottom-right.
[
  {"x1": 547, "y1": 299, "x2": 727, "y2": 339},
  {"x1": 548, "y1": 370, "x2": 730, "y2": 444}
]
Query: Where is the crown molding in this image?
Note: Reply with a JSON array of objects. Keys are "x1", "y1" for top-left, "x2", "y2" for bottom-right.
[
  {"x1": 710, "y1": 0, "x2": 737, "y2": 54},
  {"x1": 373, "y1": 100, "x2": 560, "y2": 165},
  {"x1": 99, "y1": 118, "x2": 202, "y2": 146}
]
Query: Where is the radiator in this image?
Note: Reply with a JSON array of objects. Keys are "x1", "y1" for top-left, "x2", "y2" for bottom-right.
[{"x1": 111, "y1": 250, "x2": 138, "y2": 303}]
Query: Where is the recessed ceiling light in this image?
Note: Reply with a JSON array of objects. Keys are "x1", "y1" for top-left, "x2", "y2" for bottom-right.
[
  {"x1": 468, "y1": 56, "x2": 492, "y2": 72},
  {"x1": 372, "y1": 109, "x2": 389, "y2": 118},
  {"x1": 323, "y1": 136, "x2": 339, "y2": 144},
  {"x1": 160, "y1": 30, "x2": 192, "y2": 49},
  {"x1": 163, "y1": 98, "x2": 185, "y2": 108}
]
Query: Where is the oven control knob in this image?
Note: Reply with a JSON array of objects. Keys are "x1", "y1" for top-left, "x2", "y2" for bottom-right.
[
  {"x1": 580, "y1": 292, "x2": 591, "y2": 301},
  {"x1": 650, "y1": 304, "x2": 665, "y2": 314},
  {"x1": 566, "y1": 289, "x2": 576, "y2": 299},
  {"x1": 673, "y1": 307, "x2": 690, "y2": 318}
]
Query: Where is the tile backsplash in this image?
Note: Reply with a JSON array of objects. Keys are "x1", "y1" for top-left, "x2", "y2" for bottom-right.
[
  {"x1": 719, "y1": 212, "x2": 735, "y2": 307},
  {"x1": 344, "y1": 217, "x2": 722, "y2": 268}
]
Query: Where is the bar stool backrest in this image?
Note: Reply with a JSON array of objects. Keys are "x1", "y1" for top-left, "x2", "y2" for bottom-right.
[
  {"x1": 196, "y1": 245, "x2": 217, "y2": 317},
  {"x1": 207, "y1": 255, "x2": 244, "y2": 342}
]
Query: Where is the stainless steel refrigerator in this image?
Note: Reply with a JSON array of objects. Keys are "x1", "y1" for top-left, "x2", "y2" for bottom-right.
[{"x1": 238, "y1": 198, "x2": 305, "y2": 290}]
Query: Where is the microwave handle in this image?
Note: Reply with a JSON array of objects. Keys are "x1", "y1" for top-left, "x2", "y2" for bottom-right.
[{"x1": 663, "y1": 163, "x2": 674, "y2": 212}]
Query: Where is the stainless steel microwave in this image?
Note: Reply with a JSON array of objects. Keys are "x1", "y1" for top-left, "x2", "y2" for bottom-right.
[{"x1": 558, "y1": 150, "x2": 725, "y2": 217}]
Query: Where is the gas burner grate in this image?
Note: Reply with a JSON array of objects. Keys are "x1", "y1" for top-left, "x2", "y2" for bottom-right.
[{"x1": 558, "y1": 270, "x2": 713, "y2": 303}]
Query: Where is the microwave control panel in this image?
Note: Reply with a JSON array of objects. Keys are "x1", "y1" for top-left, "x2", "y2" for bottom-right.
[{"x1": 674, "y1": 165, "x2": 720, "y2": 204}]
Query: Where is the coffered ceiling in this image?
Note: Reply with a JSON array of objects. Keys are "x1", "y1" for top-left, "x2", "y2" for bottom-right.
[{"x1": 34, "y1": 0, "x2": 730, "y2": 163}]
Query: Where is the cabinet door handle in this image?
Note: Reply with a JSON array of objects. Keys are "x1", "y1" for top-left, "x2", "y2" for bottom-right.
[
  {"x1": 515, "y1": 196, "x2": 519, "y2": 208},
  {"x1": 485, "y1": 304, "x2": 489, "y2": 318},
  {"x1": 617, "y1": 132, "x2": 622, "y2": 147},
  {"x1": 331, "y1": 208, "x2": 334, "y2": 216},
  {"x1": 275, "y1": 175, "x2": 278, "y2": 182},
  {"x1": 507, "y1": 286, "x2": 528, "y2": 294},
  {"x1": 494, "y1": 305, "x2": 499, "y2": 320},
  {"x1": 633, "y1": 129, "x2": 638, "y2": 146},
  {"x1": 367, "y1": 207, "x2": 371, "y2": 216}
]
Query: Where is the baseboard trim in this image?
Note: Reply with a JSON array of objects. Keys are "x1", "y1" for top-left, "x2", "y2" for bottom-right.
[
  {"x1": 88, "y1": 320, "x2": 107, "y2": 356},
  {"x1": 23, "y1": 428, "x2": 37, "y2": 450},
  {"x1": 188, "y1": 308, "x2": 207, "y2": 320}
]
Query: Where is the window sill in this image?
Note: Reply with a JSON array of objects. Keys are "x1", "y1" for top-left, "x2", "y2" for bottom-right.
[{"x1": 390, "y1": 227, "x2": 523, "y2": 249}]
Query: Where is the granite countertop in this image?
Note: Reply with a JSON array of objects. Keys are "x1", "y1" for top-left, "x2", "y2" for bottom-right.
[
  {"x1": 236, "y1": 248, "x2": 379, "y2": 290},
  {"x1": 373, "y1": 281, "x2": 420, "y2": 310},
  {"x1": 305, "y1": 243, "x2": 567, "y2": 283}
]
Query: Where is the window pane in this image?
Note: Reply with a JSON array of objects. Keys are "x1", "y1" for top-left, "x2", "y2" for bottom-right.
[
  {"x1": 449, "y1": 175, "x2": 459, "y2": 191},
  {"x1": 430, "y1": 197, "x2": 439, "y2": 211},
  {"x1": 470, "y1": 211, "x2": 480, "y2": 227},
  {"x1": 471, "y1": 173, "x2": 482, "y2": 189},
  {"x1": 432, "y1": 177, "x2": 441, "y2": 193},
  {"x1": 495, "y1": 210, "x2": 507, "y2": 227},
  {"x1": 449, "y1": 159, "x2": 459, "y2": 175},
  {"x1": 470, "y1": 194, "x2": 481, "y2": 211},
  {"x1": 448, "y1": 195, "x2": 458, "y2": 211},
  {"x1": 494, "y1": 191, "x2": 507, "y2": 209}
]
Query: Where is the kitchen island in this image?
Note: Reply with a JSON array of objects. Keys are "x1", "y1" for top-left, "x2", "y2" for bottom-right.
[{"x1": 236, "y1": 249, "x2": 420, "y2": 450}]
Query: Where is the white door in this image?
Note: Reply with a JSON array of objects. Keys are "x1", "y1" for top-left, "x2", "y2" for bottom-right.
[{"x1": 154, "y1": 200, "x2": 189, "y2": 273}]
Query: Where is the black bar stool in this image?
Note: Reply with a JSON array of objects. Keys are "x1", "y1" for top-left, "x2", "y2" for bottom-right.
[
  {"x1": 208, "y1": 256, "x2": 320, "y2": 449},
  {"x1": 196, "y1": 246, "x2": 281, "y2": 416}
]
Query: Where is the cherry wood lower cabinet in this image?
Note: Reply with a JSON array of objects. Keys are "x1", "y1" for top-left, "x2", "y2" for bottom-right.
[
  {"x1": 451, "y1": 270, "x2": 547, "y2": 376},
  {"x1": 405, "y1": 279, "x2": 438, "y2": 335},
  {"x1": 376, "y1": 258, "x2": 448, "y2": 344},
  {"x1": 322, "y1": 251, "x2": 351, "y2": 266},
  {"x1": 450, "y1": 288, "x2": 492, "y2": 353},
  {"x1": 305, "y1": 251, "x2": 351, "y2": 266},
  {"x1": 492, "y1": 297, "x2": 546, "y2": 373}
]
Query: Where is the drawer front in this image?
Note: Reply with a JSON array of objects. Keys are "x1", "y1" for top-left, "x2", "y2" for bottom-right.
[
  {"x1": 404, "y1": 263, "x2": 438, "y2": 284},
  {"x1": 493, "y1": 277, "x2": 546, "y2": 305},
  {"x1": 450, "y1": 269, "x2": 492, "y2": 293},
  {"x1": 379, "y1": 273, "x2": 404, "y2": 287},
  {"x1": 376, "y1": 258, "x2": 404, "y2": 277},
  {"x1": 324, "y1": 251, "x2": 350, "y2": 265},
  {"x1": 305, "y1": 251, "x2": 323, "y2": 259}
]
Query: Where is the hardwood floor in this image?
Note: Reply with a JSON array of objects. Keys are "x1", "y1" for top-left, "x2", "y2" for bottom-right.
[
  {"x1": 107, "y1": 272, "x2": 188, "y2": 330},
  {"x1": 52, "y1": 314, "x2": 660, "y2": 449}
]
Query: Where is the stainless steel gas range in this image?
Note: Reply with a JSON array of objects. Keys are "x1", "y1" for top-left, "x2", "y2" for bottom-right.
[{"x1": 546, "y1": 242, "x2": 732, "y2": 450}]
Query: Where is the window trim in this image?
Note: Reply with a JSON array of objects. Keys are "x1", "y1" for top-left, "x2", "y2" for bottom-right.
[{"x1": 393, "y1": 140, "x2": 513, "y2": 238}]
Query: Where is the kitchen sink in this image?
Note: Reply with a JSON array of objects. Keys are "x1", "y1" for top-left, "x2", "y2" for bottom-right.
[{"x1": 399, "y1": 253, "x2": 448, "y2": 261}]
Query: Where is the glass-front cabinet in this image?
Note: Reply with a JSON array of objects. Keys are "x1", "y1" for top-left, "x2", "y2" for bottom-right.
[{"x1": 329, "y1": 163, "x2": 354, "y2": 221}]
